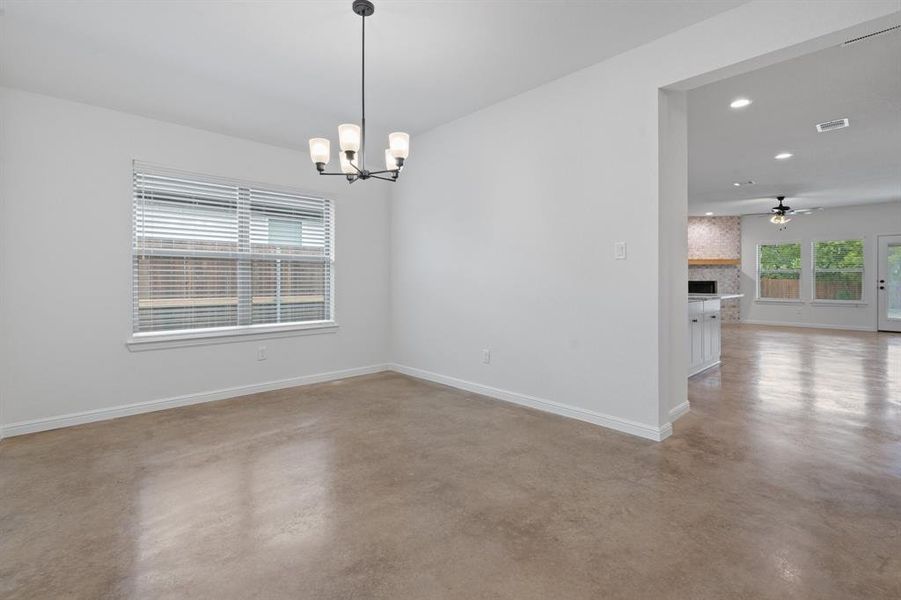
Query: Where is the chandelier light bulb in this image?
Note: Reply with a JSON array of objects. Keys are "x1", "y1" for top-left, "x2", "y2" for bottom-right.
[
  {"x1": 339, "y1": 152, "x2": 358, "y2": 175},
  {"x1": 770, "y1": 214, "x2": 790, "y2": 225},
  {"x1": 385, "y1": 149, "x2": 399, "y2": 171},
  {"x1": 338, "y1": 124, "x2": 362, "y2": 153},
  {"x1": 388, "y1": 132, "x2": 410, "y2": 159},
  {"x1": 309, "y1": 138, "x2": 330, "y2": 164}
]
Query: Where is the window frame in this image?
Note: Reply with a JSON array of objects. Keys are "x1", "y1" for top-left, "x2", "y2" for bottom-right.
[
  {"x1": 756, "y1": 240, "x2": 803, "y2": 303},
  {"x1": 127, "y1": 163, "x2": 337, "y2": 350},
  {"x1": 810, "y1": 238, "x2": 867, "y2": 305}
]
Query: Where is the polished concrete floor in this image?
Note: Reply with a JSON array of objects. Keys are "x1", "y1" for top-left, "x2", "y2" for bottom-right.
[{"x1": 2, "y1": 324, "x2": 900, "y2": 599}]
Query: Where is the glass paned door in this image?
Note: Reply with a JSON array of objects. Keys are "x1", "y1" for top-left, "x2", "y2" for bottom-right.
[{"x1": 878, "y1": 235, "x2": 901, "y2": 332}]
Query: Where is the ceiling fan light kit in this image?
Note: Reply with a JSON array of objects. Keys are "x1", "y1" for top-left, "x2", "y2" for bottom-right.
[
  {"x1": 309, "y1": 1, "x2": 410, "y2": 183},
  {"x1": 769, "y1": 196, "x2": 792, "y2": 225}
]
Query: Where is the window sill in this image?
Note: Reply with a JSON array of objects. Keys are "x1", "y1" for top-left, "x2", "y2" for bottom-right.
[
  {"x1": 810, "y1": 300, "x2": 867, "y2": 307},
  {"x1": 755, "y1": 299, "x2": 803, "y2": 305},
  {"x1": 127, "y1": 321, "x2": 339, "y2": 351}
]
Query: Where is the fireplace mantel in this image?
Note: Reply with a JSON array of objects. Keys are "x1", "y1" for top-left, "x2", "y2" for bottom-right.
[{"x1": 688, "y1": 258, "x2": 740, "y2": 266}]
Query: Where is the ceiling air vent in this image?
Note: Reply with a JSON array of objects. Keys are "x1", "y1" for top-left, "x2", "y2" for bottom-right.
[
  {"x1": 843, "y1": 25, "x2": 900, "y2": 46},
  {"x1": 816, "y1": 118, "x2": 849, "y2": 133}
]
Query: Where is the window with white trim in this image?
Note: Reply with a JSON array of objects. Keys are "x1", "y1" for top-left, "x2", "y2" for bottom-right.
[
  {"x1": 132, "y1": 163, "x2": 334, "y2": 337},
  {"x1": 812, "y1": 239, "x2": 864, "y2": 301},
  {"x1": 757, "y1": 242, "x2": 801, "y2": 300}
]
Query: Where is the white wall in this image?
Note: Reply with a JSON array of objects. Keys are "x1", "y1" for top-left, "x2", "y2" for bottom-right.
[
  {"x1": 741, "y1": 202, "x2": 901, "y2": 330},
  {"x1": 0, "y1": 88, "x2": 391, "y2": 429},
  {"x1": 390, "y1": 1, "x2": 900, "y2": 438}
]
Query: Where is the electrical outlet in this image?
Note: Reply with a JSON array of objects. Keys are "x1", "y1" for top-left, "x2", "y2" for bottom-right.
[
  {"x1": 257, "y1": 346, "x2": 267, "y2": 361},
  {"x1": 482, "y1": 349, "x2": 491, "y2": 364}
]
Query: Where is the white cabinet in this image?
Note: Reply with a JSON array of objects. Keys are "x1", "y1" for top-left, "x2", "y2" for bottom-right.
[
  {"x1": 706, "y1": 311, "x2": 721, "y2": 360},
  {"x1": 688, "y1": 299, "x2": 721, "y2": 376},
  {"x1": 689, "y1": 301, "x2": 705, "y2": 368}
]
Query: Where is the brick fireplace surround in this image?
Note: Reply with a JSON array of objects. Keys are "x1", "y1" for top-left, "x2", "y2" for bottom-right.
[{"x1": 688, "y1": 216, "x2": 741, "y2": 322}]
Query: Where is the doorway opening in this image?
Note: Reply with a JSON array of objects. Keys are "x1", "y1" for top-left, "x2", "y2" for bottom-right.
[{"x1": 658, "y1": 12, "x2": 901, "y2": 427}]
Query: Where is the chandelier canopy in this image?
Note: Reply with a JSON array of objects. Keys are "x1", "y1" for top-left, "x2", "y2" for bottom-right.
[{"x1": 309, "y1": 0, "x2": 409, "y2": 183}]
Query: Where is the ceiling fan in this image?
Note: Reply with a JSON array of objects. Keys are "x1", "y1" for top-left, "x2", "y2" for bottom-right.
[{"x1": 745, "y1": 196, "x2": 822, "y2": 225}]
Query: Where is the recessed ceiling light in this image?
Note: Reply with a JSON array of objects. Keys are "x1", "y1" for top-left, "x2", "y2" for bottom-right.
[
  {"x1": 774, "y1": 152, "x2": 793, "y2": 160},
  {"x1": 733, "y1": 180, "x2": 755, "y2": 187},
  {"x1": 730, "y1": 98, "x2": 752, "y2": 109},
  {"x1": 705, "y1": 212, "x2": 715, "y2": 216},
  {"x1": 733, "y1": 182, "x2": 741, "y2": 187}
]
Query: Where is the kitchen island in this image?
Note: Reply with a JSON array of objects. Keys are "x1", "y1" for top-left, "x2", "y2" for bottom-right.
[{"x1": 688, "y1": 294, "x2": 742, "y2": 376}]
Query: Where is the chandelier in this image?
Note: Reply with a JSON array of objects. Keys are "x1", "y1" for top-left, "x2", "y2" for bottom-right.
[{"x1": 308, "y1": 0, "x2": 410, "y2": 183}]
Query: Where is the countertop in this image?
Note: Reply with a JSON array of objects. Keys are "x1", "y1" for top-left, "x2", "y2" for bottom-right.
[{"x1": 688, "y1": 293, "x2": 744, "y2": 302}]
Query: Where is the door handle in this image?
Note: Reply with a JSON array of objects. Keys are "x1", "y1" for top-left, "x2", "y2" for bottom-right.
[
  {"x1": 880, "y1": 286, "x2": 886, "y2": 290},
  {"x1": 691, "y1": 319, "x2": 698, "y2": 323},
  {"x1": 710, "y1": 315, "x2": 717, "y2": 319}
]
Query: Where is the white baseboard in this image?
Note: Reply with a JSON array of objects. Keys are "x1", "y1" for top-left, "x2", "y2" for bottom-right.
[
  {"x1": 1, "y1": 363, "x2": 674, "y2": 443},
  {"x1": 389, "y1": 363, "x2": 672, "y2": 442},
  {"x1": 688, "y1": 360, "x2": 721, "y2": 378},
  {"x1": 669, "y1": 401, "x2": 690, "y2": 422},
  {"x1": 0, "y1": 364, "x2": 390, "y2": 439},
  {"x1": 740, "y1": 319, "x2": 875, "y2": 332}
]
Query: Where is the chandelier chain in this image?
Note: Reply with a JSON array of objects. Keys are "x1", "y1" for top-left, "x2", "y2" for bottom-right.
[{"x1": 360, "y1": 11, "x2": 366, "y2": 169}]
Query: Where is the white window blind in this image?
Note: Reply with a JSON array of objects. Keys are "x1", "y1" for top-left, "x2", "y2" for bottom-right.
[
  {"x1": 133, "y1": 163, "x2": 333, "y2": 336},
  {"x1": 813, "y1": 239, "x2": 864, "y2": 301}
]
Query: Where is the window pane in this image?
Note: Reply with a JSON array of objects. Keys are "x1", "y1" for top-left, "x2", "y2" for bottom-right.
[
  {"x1": 814, "y1": 240, "x2": 863, "y2": 269},
  {"x1": 814, "y1": 271, "x2": 862, "y2": 301},
  {"x1": 759, "y1": 243, "x2": 801, "y2": 270},
  {"x1": 249, "y1": 189, "x2": 329, "y2": 259},
  {"x1": 758, "y1": 243, "x2": 801, "y2": 299},
  {"x1": 135, "y1": 174, "x2": 239, "y2": 252},
  {"x1": 814, "y1": 240, "x2": 864, "y2": 301},
  {"x1": 251, "y1": 260, "x2": 330, "y2": 324},
  {"x1": 135, "y1": 256, "x2": 238, "y2": 332},
  {"x1": 889, "y1": 245, "x2": 901, "y2": 320},
  {"x1": 759, "y1": 272, "x2": 800, "y2": 299}
]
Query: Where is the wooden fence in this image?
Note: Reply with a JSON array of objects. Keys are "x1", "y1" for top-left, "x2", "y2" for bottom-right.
[
  {"x1": 760, "y1": 278, "x2": 865, "y2": 301},
  {"x1": 759, "y1": 278, "x2": 799, "y2": 299}
]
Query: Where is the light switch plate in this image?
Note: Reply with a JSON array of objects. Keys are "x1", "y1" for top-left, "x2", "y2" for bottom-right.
[{"x1": 614, "y1": 242, "x2": 627, "y2": 260}]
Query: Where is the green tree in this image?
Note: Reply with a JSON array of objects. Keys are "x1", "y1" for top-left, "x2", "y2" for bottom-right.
[
  {"x1": 814, "y1": 240, "x2": 863, "y2": 269},
  {"x1": 760, "y1": 243, "x2": 800, "y2": 279}
]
